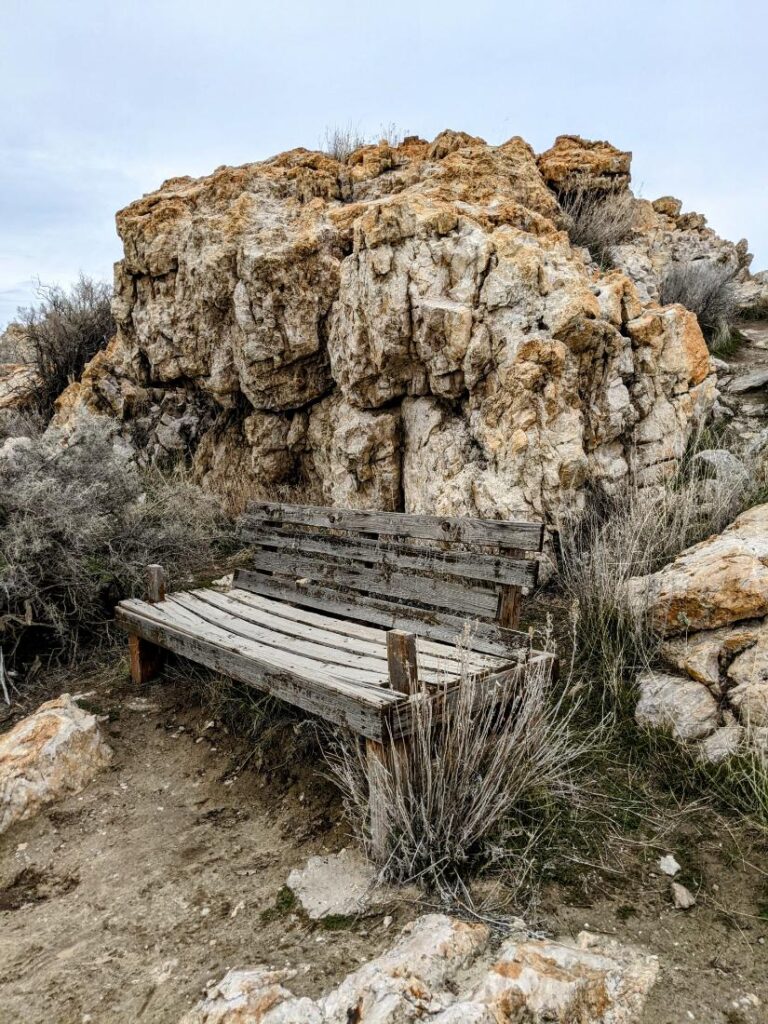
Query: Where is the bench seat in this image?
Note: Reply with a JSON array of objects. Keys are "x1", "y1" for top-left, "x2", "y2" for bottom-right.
[{"x1": 117, "y1": 585, "x2": 521, "y2": 740}]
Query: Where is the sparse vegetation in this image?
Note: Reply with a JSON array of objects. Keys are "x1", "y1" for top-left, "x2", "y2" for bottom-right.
[
  {"x1": 559, "y1": 187, "x2": 636, "y2": 267},
  {"x1": 0, "y1": 418, "x2": 233, "y2": 669},
  {"x1": 327, "y1": 628, "x2": 590, "y2": 900},
  {"x1": 321, "y1": 121, "x2": 406, "y2": 161},
  {"x1": 321, "y1": 122, "x2": 369, "y2": 162},
  {"x1": 659, "y1": 260, "x2": 740, "y2": 352},
  {"x1": 558, "y1": 431, "x2": 766, "y2": 715},
  {"x1": 18, "y1": 275, "x2": 114, "y2": 423}
]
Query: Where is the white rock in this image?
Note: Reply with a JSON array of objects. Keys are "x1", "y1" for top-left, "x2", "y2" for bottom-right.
[
  {"x1": 181, "y1": 914, "x2": 659, "y2": 1024},
  {"x1": 671, "y1": 882, "x2": 696, "y2": 909},
  {"x1": 179, "y1": 966, "x2": 321, "y2": 1024},
  {"x1": 210, "y1": 574, "x2": 233, "y2": 590},
  {"x1": 0, "y1": 694, "x2": 112, "y2": 834},
  {"x1": 635, "y1": 671, "x2": 719, "y2": 741},
  {"x1": 697, "y1": 719, "x2": 744, "y2": 763},
  {"x1": 469, "y1": 931, "x2": 659, "y2": 1024},
  {"x1": 658, "y1": 855, "x2": 681, "y2": 877},
  {"x1": 319, "y1": 914, "x2": 490, "y2": 1023},
  {"x1": 286, "y1": 848, "x2": 386, "y2": 921}
]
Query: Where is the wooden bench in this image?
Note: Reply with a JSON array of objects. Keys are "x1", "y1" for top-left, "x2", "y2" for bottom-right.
[{"x1": 116, "y1": 502, "x2": 553, "y2": 855}]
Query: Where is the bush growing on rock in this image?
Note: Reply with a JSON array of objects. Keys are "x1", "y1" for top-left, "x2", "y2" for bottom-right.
[
  {"x1": 559, "y1": 187, "x2": 636, "y2": 267},
  {"x1": 19, "y1": 275, "x2": 114, "y2": 423},
  {"x1": 0, "y1": 418, "x2": 233, "y2": 668},
  {"x1": 659, "y1": 260, "x2": 739, "y2": 351}
]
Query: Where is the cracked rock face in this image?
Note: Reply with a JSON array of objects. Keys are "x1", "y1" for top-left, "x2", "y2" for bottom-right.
[
  {"x1": 180, "y1": 914, "x2": 658, "y2": 1023},
  {"x1": 53, "y1": 130, "x2": 728, "y2": 522}
]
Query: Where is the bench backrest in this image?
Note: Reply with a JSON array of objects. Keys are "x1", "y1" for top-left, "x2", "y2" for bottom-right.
[{"x1": 234, "y1": 502, "x2": 544, "y2": 657}]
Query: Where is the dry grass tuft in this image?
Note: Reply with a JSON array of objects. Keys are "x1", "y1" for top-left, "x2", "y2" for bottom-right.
[
  {"x1": 559, "y1": 187, "x2": 636, "y2": 267},
  {"x1": 326, "y1": 627, "x2": 590, "y2": 901},
  {"x1": 557, "y1": 431, "x2": 766, "y2": 713},
  {"x1": 321, "y1": 123, "x2": 369, "y2": 162},
  {"x1": 660, "y1": 260, "x2": 739, "y2": 351}
]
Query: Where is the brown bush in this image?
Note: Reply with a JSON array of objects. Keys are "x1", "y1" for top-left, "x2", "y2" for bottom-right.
[{"x1": 19, "y1": 275, "x2": 114, "y2": 422}]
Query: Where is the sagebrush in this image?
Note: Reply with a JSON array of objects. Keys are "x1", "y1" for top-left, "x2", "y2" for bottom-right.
[
  {"x1": 0, "y1": 419, "x2": 233, "y2": 667},
  {"x1": 559, "y1": 187, "x2": 636, "y2": 267},
  {"x1": 18, "y1": 275, "x2": 114, "y2": 422},
  {"x1": 327, "y1": 629, "x2": 588, "y2": 900},
  {"x1": 659, "y1": 260, "x2": 739, "y2": 350}
]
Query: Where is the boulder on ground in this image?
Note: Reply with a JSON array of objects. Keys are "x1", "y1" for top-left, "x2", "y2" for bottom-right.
[
  {"x1": 469, "y1": 930, "x2": 658, "y2": 1024},
  {"x1": 635, "y1": 671, "x2": 719, "y2": 741},
  {"x1": 628, "y1": 504, "x2": 768, "y2": 635},
  {"x1": 0, "y1": 694, "x2": 112, "y2": 834},
  {"x1": 181, "y1": 914, "x2": 658, "y2": 1023}
]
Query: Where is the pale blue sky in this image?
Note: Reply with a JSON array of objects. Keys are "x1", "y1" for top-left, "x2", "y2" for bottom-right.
[{"x1": 1, "y1": 0, "x2": 766, "y2": 327}]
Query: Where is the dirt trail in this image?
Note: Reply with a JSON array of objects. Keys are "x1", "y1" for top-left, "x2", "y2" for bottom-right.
[
  {"x1": 1, "y1": 668, "x2": 767, "y2": 1023},
  {"x1": 0, "y1": 677, "x2": 404, "y2": 1023}
]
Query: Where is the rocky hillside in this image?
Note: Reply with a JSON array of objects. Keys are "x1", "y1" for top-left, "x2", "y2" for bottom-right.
[{"x1": 53, "y1": 132, "x2": 766, "y2": 520}]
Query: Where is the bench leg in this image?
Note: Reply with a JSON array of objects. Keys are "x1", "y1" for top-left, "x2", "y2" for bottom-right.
[
  {"x1": 129, "y1": 634, "x2": 165, "y2": 685},
  {"x1": 366, "y1": 735, "x2": 411, "y2": 865}
]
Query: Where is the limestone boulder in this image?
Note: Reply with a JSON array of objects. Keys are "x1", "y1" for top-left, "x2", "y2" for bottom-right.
[
  {"x1": 628, "y1": 504, "x2": 768, "y2": 635},
  {"x1": 469, "y1": 931, "x2": 658, "y2": 1024},
  {"x1": 182, "y1": 915, "x2": 658, "y2": 1024},
  {"x1": 52, "y1": 130, "x2": 721, "y2": 524},
  {"x1": 537, "y1": 135, "x2": 632, "y2": 193},
  {"x1": 634, "y1": 671, "x2": 719, "y2": 741},
  {"x1": 179, "y1": 966, "x2": 321, "y2": 1024},
  {"x1": 0, "y1": 694, "x2": 112, "y2": 834}
]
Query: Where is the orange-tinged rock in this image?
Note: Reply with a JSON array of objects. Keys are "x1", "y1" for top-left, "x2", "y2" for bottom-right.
[
  {"x1": 0, "y1": 694, "x2": 112, "y2": 834},
  {"x1": 628, "y1": 504, "x2": 768, "y2": 635},
  {"x1": 537, "y1": 135, "x2": 632, "y2": 192}
]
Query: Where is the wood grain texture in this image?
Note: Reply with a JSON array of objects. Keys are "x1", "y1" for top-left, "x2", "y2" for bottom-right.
[
  {"x1": 234, "y1": 569, "x2": 531, "y2": 657},
  {"x1": 244, "y1": 502, "x2": 544, "y2": 550}
]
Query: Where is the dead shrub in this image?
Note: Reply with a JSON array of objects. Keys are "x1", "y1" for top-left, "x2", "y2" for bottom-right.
[
  {"x1": 18, "y1": 275, "x2": 114, "y2": 422},
  {"x1": 0, "y1": 418, "x2": 234, "y2": 669},
  {"x1": 326, "y1": 628, "x2": 589, "y2": 900},
  {"x1": 321, "y1": 123, "x2": 368, "y2": 162},
  {"x1": 659, "y1": 260, "x2": 739, "y2": 351},
  {"x1": 559, "y1": 187, "x2": 636, "y2": 267}
]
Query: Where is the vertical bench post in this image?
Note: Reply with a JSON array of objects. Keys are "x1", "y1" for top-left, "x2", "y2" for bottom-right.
[
  {"x1": 366, "y1": 630, "x2": 419, "y2": 863},
  {"x1": 129, "y1": 564, "x2": 167, "y2": 685},
  {"x1": 497, "y1": 548, "x2": 524, "y2": 629}
]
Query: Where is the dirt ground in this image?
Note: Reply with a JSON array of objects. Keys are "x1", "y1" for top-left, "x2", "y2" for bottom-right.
[{"x1": 1, "y1": 663, "x2": 767, "y2": 1024}]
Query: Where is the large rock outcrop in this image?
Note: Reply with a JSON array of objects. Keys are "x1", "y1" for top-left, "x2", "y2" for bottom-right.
[
  {"x1": 54, "y1": 130, "x2": 740, "y2": 520},
  {"x1": 181, "y1": 914, "x2": 659, "y2": 1023}
]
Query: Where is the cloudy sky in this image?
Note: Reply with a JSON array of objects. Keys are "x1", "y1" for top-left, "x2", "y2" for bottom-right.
[{"x1": 1, "y1": 0, "x2": 765, "y2": 328}]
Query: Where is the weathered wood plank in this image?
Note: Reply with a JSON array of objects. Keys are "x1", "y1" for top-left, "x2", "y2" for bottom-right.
[
  {"x1": 188, "y1": 588, "x2": 494, "y2": 677},
  {"x1": 129, "y1": 634, "x2": 164, "y2": 684},
  {"x1": 244, "y1": 502, "x2": 545, "y2": 550},
  {"x1": 387, "y1": 630, "x2": 419, "y2": 694},
  {"x1": 166, "y1": 592, "x2": 396, "y2": 685},
  {"x1": 247, "y1": 548, "x2": 500, "y2": 619},
  {"x1": 219, "y1": 588, "x2": 509, "y2": 670},
  {"x1": 117, "y1": 608, "x2": 396, "y2": 739},
  {"x1": 233, "y1": 570, "x2": 532, "y2": 658},
  {"x1": 240, "y1": 526, "x2": 539, "y2": 589},
  {"x1": 117, "y1": 601, "x2": 400, "y2": 708}
]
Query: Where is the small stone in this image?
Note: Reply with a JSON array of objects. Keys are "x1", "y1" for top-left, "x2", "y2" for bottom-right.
[
  {"x1": 286, "y1": 847, "x2": 390, "y2": 920},
  {"x1": 671, "y1": 882, "x2": 696, "y2": 909},
  {"x1": 658, "y1": 854, "x2": 681, "y2": 877}
]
